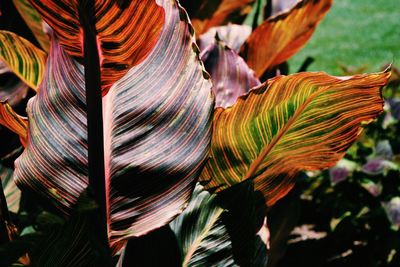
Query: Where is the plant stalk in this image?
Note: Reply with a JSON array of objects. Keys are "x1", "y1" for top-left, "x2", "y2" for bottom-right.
[{"x1": 78, "y1": 0, "x2": 111, "y2": 264}]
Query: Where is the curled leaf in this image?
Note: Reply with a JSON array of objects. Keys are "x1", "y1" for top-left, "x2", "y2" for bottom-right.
[
  {"x1": 200, "y1": 71, "x2": 390, "y2": 206},
  {"x1": 201, "y1": 38, "x2": 260, "y2": 108},
  {"x1": 199, "y1": 24, "x2": 252, "y2": 52},
  {"x1": 0, "y1": 62, "x2": 30, "y2": 107},
  {"x1": 240, "y1": 0, "x2": 333, "y2": 78}
]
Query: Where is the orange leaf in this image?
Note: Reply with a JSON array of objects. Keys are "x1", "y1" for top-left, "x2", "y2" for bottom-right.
[
  {"x1": 200, "y1": 71, "x2": 390, "y2": 206},
  {"x1": 240, "y1": 0, "x2": 333, "y2": 78}
]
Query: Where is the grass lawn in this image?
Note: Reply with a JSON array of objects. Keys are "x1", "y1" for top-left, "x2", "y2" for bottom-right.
[{"x1": 289, "y1": 0, "x2": 400, "y2": 75}]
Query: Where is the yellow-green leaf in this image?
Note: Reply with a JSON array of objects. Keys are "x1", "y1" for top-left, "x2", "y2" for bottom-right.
[
  {"x1": 0, "y1": 31, "x2": 46, "y2": 90},
  {"x1": 200, "y1": 71, "x2": 390, "y2": 206},
  {"x1": 12, "y1": 0, "x2": 50, "y2": 51}
]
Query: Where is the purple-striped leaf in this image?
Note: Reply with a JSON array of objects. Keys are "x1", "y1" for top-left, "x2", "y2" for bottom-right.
[
  {"x1": 199, "y1": 24, "x2": 252, "y2": 53},
  {"x1": 201, "y1": 38, "x2": 260, "y2": 108},
  {"x1": 14, "y1": 0, "x2": 213, "y2": 250}
]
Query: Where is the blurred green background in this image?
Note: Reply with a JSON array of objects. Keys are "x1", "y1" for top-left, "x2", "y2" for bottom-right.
[{"x1": 289, "y1": 0, "x2": 400, "y2": 75}]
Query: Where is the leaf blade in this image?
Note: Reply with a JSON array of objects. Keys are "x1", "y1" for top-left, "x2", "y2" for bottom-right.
[
  {"x1": 14, "y1": 0, "x2": 214, "y2": 250},
  {"x1": 240, "y1": 0, "x2": 333, "y2": 78},
  {"x1": 0, "y1": 31, "x2": 46, "y2": 90},
  {"x1": 200, "y1": 71, "x2": 390, "y2": 206}
]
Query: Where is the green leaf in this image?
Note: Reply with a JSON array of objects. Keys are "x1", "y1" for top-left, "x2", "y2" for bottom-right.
[
  {"x1": 170, "y1": 184, "x2": 234, "y2": 267},
  {"x1": 0, "y1": 31, "x2": 46, "y2": 90}
]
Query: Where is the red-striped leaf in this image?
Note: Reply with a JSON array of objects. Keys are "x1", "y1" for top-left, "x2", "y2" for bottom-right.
[
  {"x1": 28, "y1": 0, "x2": 165, "y2": 94},
  {"x1": 240, "y1": 0, "x2": 333, "y2": 78},
  {"x1": 200, "y1": 71, "x2": 390, "y2": 206},
  {"x1": 14, "y1": 0, "x2": 213, "y2": 250},
  {"x1": 201, "y1": 37, "x2": 260, "y2": 108},
  {"x1": 180, "y1": 0, "x2": 255, "y2": 35}
]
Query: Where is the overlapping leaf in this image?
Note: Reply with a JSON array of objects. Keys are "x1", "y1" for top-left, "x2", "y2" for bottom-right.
[
  {"x1": 12, "y1": 0, "x2": 50, "y2": 51},
  {"x1": 0, "y1": 31, "x2": 46, "y2": 90},
  {"x1": 0, "y1": 102, "x2": 28, "y2": 147},
  {"x1": 28, "y1": 0, "x2": 165, "y2": 94},
  {"x1": 180, "y1": 0, "x2": 254, "y2": 35},
  {"x1": 170, "y1": 184, "x2": 234, "y2": 267},
  {"x1": 240, "y1": 0, "x2": 333, "y2": 78},
  {"x1": 14, "y1": 0, "x2": 213, "y2": 250},
  {"x1": 201, "y1": 37, "x2": 260, "y2": 108},
  {"x1": 200, "y1": 71, "x2": 390, "y2": 206},
  {"x1": 0, "y1": 163, "x2": 21, "y2": 214},
  {"x1": 269, "y1": 0, "x2": 300, "y2": 16},
  {"x1": 0, "y1": 62, "x2": 30, "y2": 107},
  {"x1": 199, "y1": 24, "x2": 252, "y2": 52}
]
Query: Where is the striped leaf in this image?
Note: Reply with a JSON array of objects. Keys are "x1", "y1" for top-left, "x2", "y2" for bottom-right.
[
  {"x1": 201, "y1": 37, "x2": 260, "y2": 108},
  {"x1": 170, "y1": 184, "x2": 234, "y2": 267},
  {"x1": 12, "y1": 0, "x2": 50, "y2": 51},
  {"x1": 14, "y1": 0, "x2": 213, "y2": 251},
  {"x1": 0, "y1": 31, "x2": 46, "y2": 90},
  {"x1": 28, "y1": 0, "x2": 165, "y2": 94},
  {"x1": 240, "y1": 0, "x2": 333, "y2": 78},
  {"x1": 180, "y1": 0, "x2": 255, "y2": 35},
  {"x1": 200, "y1": 71, "x2": 390, "y2": 206},
  {"x1": 0, "y1": 163, "x2": 21, "y2": 214}
]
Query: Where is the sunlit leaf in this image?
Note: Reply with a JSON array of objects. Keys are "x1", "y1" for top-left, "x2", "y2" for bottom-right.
[
  {"x1": 170, "y1": 184, "x2": 234, "y2": 267},
  {"x1": 201, "y1": 37, "x2": 260, "y2": 108},
  {"x1": 199, "y1": 24, "x2": 252, "y2": 53},
  {"x1": 12, "y1": 0, "x2": 50, "y2": 51},
  {"x1": 269, "y1": 0, "x2": 300, "y2": 16},
  {"x1": 28, "y1": 0, "x2": 165, "y2": 94},
  {"x1": 0, "y1": 31, "x2": 46, "y2": 90},
  {"x1": 200, "y1": 71, "x2": 390, "y2": 206},
  {"x1": 14, "y1": 0, "x2": 213, "y2": 251},
  {"x1": 240, "y1": 0, "x2": 333, "y2": 78},
  {"x1": 180, "y1": 0, "x2": 254, "y2": 35}
]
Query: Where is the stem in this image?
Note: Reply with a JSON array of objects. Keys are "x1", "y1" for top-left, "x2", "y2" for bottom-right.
[{"x1": 78, "y1": 0, "x2": 111, "y2": 264}]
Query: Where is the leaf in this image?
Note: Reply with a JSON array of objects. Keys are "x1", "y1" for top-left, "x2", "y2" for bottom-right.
[
  {"x1": 170, "y1": 184, "x2": 234, "y2": 267},
  {"x1": 215, "y1": 180, "x2": 267, "y2": 266},
  {"x1": 0, "y1": 31, "x2": 46, "y2": 90},
  {"x1": 180, "y1": 0, "x2": 255, "y2": 35},
  {"x1": 0, "y1": 163, "x2": 21, "y2": 213},
  {"x1": 14, "y1": 0, "x2": 213, "y2": 250},
  {"x1": 12, "y1": 0, "x2": 50, "y2": 51},
  {"x1": 269, "y1": 0, "x2": 301, "y2": 17},
  {"x1": 28, "y1": 0, "x2": 165, "y2": 94},
  {"x1": 201, "y1": 37, "x2": 260, "y2": 108},
  {"x1": 240, "y1": 0, "x2": 333, "y2": 78},
  {"x1": 199, "y1": 24, "x2": 252, "y2": 53},
  {"x1": 0, "y1": 102, "x2": 28, "y2": 147},
  {"x1": 200, "y1": 71, "x2": 390, "y2": 206},
  {"x1": 0, "y1": 62, "x2": 30, "y2": 107}
]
